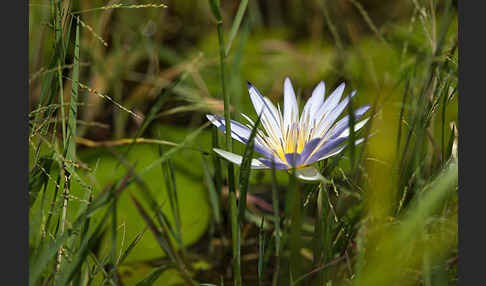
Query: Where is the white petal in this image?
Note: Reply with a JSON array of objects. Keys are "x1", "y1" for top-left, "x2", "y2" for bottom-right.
[
  {"x1": 300, "y1": 82, "x2": 324, "y2": 127},
  {"x1": 294, "y1": 166, "x2": 324, "y2": 182},
  {"x1": 314, "y1": 145, "x2": 346, "y2": 162},
  {"x1": 283, "y1": 77, "x2": 299, "y2": 131},
  {"x1": 326, "y1": 105, "x2": 371, "y2": 140},
  {"x1": 247, "y1": 82, "x2": 282, "y2": 139},
  {"x1": 315, "y1": 136, "x2": 366, "y2": 162},
  {"x1": 263, "y1": 97, "x2": 280, "y2": 122},
  {"x1": 240, "y1": 113, "x2": 255, "y2": 126},
  {"x1": 301, "y1": 81, "x2": 325, "y2": 122},
  {"x1": 213, "y1": 148, "x2": 268, "y2": 169},
  {"x1": 355, "y1": 138, "x2": 365, "y2": 145},
  {"x1": 323, "y1": 82, "x2": 345, "y2": 112},
  {"x1": 206, "y1": 114, "x2": 250, "y2": 144},
  {"x1": 334, "y1": 118, "x2": 370, "y2": 139},
  {"x1": 262, "y1": 97, "x2": 283, "y2": 139},
  {"x1": 313, "y1": 82, "x2": 345, "y2": 123},
  {"x1": 314, "y1": 91, "x2": 356, "y2": 137}
]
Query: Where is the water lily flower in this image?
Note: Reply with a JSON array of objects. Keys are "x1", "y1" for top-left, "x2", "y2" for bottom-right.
[{"x1": 207, "y1": 77, "x2": 371, "y2": 181}]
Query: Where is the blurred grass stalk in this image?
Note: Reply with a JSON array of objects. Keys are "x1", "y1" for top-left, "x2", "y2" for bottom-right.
[
  {"x1": 355, "y1": 158, "x2": 457, "y2": 286},
  {"x1": 354, "y1": 1, "x2": 457, "y2": 285},
  {"x1": 208, "y1": 0, "x2": 249, "y2": 285}
]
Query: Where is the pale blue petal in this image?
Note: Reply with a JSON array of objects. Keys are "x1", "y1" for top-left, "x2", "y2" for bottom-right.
[
  {"x1": 296, "y1": 137, "x2": 321, "y2": 166},
  {"x1": 284, "y1": 153, "x2": 302, "y2": 168},
  {"x1": 330, "y1": 117, "x2": 369, "y2": 140},
  {"x1": 314, "y1": 91, "x2": 356, "y2": 137},
  {"x1": 253, "y1": 144, "x2": 276, "y2": 161},
  {"x1": 247, "y1": 81, "x2": 266, "y2": 116},
  {"x1": 206, "y1": 114, "x2": 250, "y2": 144},
  {"x1": 313, "y1": 144, "x2": 346, "y2": 163},
  {"x1": 313, "y1": 82, "x2": 345, "y2": 122},
  {"x1": 328, "y1": 104, "x2": 371, "y2": 140},
  {"x1": 258, "y1": 158, "x2": 290, "y2": 170},
  {"x1": 312, "y1": 136, "x2": 367, "y2": 163},
  {"x1": 301, "y1": 81, "x2": 325, "y2": 124},
  {"x1": 247, "y1": 81, "x2": 282, "y2": 138},
  {"x1": 283, "y1": 77, "x2": 299, "y2": 131},
  {"x1": 207, "y1": 114, "x2": 274, "y2": 159},
  {"x1": 263, "y1": 97, "x2": 280, "y2": 124},
  {"x1": 213, "y1": 148, "x2": 268, "y2": 169},
  {"x1": 306, "y1": 137, "x2": 348, "y2": 164},
  {"x1": 240, "y1": 113, "x2": 255, "y2": 126}
]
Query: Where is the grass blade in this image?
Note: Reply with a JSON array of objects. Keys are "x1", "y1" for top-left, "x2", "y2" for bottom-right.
[
  {"x1": 237, "y1": 115, "x2": 261, "y2": 221},
  {"x1": 57, "y1": 60, "x2": 66, "y2": 147},
  {"x1": 28, "y1": 157, "x2": 54, "y2": 208},
  {"x1": 129, "y1": 194, "x2": 176, "y2": 263},
  {"x1": 110, "y1": 197, "x2": 118, "y2": 283},
  {"x1": 130, "y1": 194, "x2": 196, "y2": 286},
  {"x1": 312, "y1": 182, "x2": 331, "y2": 284},
  {"x1": 286, "y1": 168, "x2": 301, "y2": 279},
  {"x1": 211, "y1": 127, "x2": 223, "y2": 195},
  {"x1": 159, "y1": 144, "x2": 183, "y2": 245},
  {"x1": 67, "y1": 16, "x2": 80, "y2": 159},
  {"x1": 201, "y1": 152, "x2": 222, "y2": 224},
  {"x1": 445, "y1": 125, "x2": 456, "y2": 161},
  {"x1": 29, "y1": 174, "x2": 126, "y2": 286},
  {"x1": 229, "y1": 188, "x2": 241, "y2": 286},
  {"x1": 209, "y1": 2, "x2": 239, "y2": 284},
  {"x1": 135, "y1": 265, "x2": 170, "y2": 286},
  {"x1": 225, "y1": 0, "x2": 248, "y2": 56},
  {"x1": 348, "y1": 92, "x2": 357, "y2": 173},
  {"x1": 271, "y1": 161, "x2": 281, "y2": 286},
  {"x1": 258, "y1": 217, "x2": 265, "y2": 286},
  {"x1": 118, "y1": 228, "x2": 147, "y2": 265},
  {"x1": 355, "y1": 160, "x2": 457, "y2": 286},
  {"x1": 56, "y1": 206, "x2": 111, "y2": 286}
]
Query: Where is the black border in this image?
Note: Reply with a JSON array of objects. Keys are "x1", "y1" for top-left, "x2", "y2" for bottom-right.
[
  {"x1": 15, "y1": 0, "x2": 475, "y2": 284},
  {"x1": 3, "y1": 0, "x2": 29, "y2": 284},
  {"x1": 458, "y1": 0, "x2": 485, "y2": 285}
]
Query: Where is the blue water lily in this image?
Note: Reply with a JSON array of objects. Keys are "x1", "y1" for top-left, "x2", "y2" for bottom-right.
[{"x1": 207, "y1": 77, "x2": 371, "y2": 181}]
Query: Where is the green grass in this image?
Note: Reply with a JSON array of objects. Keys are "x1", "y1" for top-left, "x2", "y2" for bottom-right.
[{"x1": 29, "y1": 0, "x2": 457, "y2": 285}]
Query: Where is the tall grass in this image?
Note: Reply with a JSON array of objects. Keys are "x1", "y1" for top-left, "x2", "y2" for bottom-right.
[{"x1": 29, "y1": 0, "x2": 457, "y2": 285}]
